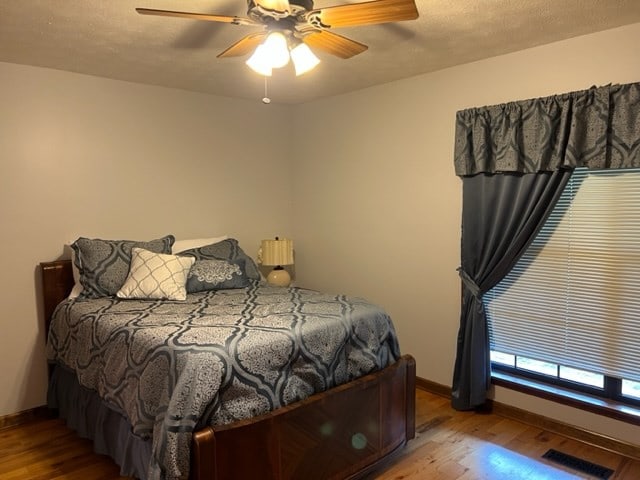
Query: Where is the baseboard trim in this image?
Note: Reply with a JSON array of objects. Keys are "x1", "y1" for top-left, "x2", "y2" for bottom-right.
[
  {"x1": 416, "y1": 376, "x2": 451, "y2": 398},
  {"x1": 415, "y1": 376, "x2": 640, "y2": 461},
  {"x1": 0, "y1": 405, "x2": 50, "y2": 430}
]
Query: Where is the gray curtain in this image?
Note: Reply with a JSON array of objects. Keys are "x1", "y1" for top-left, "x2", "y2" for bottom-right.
[
  {"x1": 451, "y1": 170, "x2": 571, "y2": 410},
  {"x1": 451, "y1": 81, "x2": 640, "y2": 410}
]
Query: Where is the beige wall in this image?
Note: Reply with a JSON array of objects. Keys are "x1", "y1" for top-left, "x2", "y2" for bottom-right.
[
  {"x1": 0, "y1": 62, "x2": 293, "y2": 417},
  {"x1": 291, "y1": 22, "x2": 640, "y2": 445}
]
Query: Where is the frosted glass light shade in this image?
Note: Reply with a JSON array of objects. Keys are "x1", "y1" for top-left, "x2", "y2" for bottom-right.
[
  {"x1": 290, "y1": 43, "x2": 320, "y2": 76},
  {"x1": 261, "y1": 32, "x2": 290, "y2": 68},
  {"x1": 246, "y1": 44, "x2": 273, "y2": 76},
  {"x1": 246, "y1": 32, "x2": 290, "y2": 75},
  {"x1": 260, "y1": 238, "x2": 294, "y2": 266},
  {"x1": 246, "y1": 31, "x2": 320, "y2": 77}
]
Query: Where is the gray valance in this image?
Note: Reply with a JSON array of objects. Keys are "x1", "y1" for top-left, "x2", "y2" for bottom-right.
[{"x1": 454, "y1": 82, "x2": 640, "y2": 176}]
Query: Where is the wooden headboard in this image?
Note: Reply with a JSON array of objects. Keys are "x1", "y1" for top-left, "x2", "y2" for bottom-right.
[{"x1": 40, "y1": 260, "x2": 74, "y2": 335}]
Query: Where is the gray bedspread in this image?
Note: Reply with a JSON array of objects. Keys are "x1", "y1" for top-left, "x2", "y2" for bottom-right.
[{"x1": 46, "y1": 284, "x2": 400, "y2": 480}]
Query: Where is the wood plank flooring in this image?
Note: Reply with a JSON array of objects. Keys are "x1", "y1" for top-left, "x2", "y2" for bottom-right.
[
  {"x1": 373, "y1": 390, "x2": 640, "y2": 479},
  {"x1": 1, "y1": 389, "x2": 639, "y2": 479}
]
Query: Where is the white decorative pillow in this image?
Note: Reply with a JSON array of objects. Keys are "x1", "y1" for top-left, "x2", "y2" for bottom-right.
[
  {"x1": 172, "y1": 235, "x2": 228, "y2": 254},
  {"x1": 63, "y1": 243, "x2": 83, "y2": 299},
  {"x1": 116, "y1": 248, "x2": 195, "y2": 301},
  {"x1": 69, "y1": 249, "x2": 84, "y2": 298}
]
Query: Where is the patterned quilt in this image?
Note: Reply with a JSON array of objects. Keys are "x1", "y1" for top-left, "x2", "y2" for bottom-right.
[{"x1": 46, "y1": 284, "x2": 400, "y2": 480}]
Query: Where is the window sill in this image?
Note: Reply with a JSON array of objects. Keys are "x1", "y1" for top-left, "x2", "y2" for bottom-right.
[{"x1": 491, "y1": 371, "x2": 640, "y2": 427}]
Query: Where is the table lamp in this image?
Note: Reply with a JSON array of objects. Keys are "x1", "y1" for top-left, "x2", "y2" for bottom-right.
[{"x1": 260, "y1": 237, "x2": 294, "y2": 286}]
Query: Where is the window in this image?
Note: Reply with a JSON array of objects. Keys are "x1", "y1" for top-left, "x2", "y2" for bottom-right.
[{"x1": 485, "y1": 167, "x2": 640, "y2": 407}]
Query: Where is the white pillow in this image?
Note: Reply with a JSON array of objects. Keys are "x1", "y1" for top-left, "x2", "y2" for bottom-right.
[
  {"x1": 116, "y1": 248, "x2": 195, "y2": 301},
  {"x1": 172, "y1": 235, "x2": 228, "y2": 254},
  {"x1": 66, "y1": 244, "x2": 83, "y2": 299}
]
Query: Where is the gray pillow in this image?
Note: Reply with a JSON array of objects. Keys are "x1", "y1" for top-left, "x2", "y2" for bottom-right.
[
  {"x1": 186, "y1": 258, "x2": 250, "y2": 293},
  {"x1": 178, "y1": 238, "x2": 260, "y2": 280},
  {"x1": 72, "y1": 235, "x2": 175, "y2": 298}
]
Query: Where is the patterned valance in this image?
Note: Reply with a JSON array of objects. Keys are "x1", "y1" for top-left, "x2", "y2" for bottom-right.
[{"x1": 454, "y1": 82, "x2": 640, "y2": 176}]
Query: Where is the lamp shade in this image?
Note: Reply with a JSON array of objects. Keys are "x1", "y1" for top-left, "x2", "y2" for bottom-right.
[
  {"x1": 261, "y1": 32, "x2": 290, "y2": 68},
  {"x1": 260, "y1": 238, "x2": 294, "y2": 266},
  {"x1": 246, "y1": 31, "x2": 320, "y2": 77},
  {"x1": 290, "y1": 42, "x2": 320, "y2": 76},
  {"x1": 246, "y1": 44, "x2": 273, "y2": 76},
  {"x1": 246, "y1": 32, "x2": 289, "y2": 76}
]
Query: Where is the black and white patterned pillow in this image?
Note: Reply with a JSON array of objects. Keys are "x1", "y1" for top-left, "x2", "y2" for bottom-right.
[
  {"x1": 178, "y1": 238, "x2": 260, "y2": 281},
  {"x1": 117, "y1": 248, "x2": 195, "y2": 301},
  {"x1": 71, "y1": 235, "x2": 175, "y2": 298},
  {"x1": 186, "y1": 258, "x2": 250, "y2": 293}
]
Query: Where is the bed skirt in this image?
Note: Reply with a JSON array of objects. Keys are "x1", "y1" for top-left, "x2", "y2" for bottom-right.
[{"x1": 47, "y1": 364, "x2": 151, "y2": 479}]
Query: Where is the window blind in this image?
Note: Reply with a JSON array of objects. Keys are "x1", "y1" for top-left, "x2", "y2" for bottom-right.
[{"x1": 485, "y1": 167, "x2": 640, "y2": 383}]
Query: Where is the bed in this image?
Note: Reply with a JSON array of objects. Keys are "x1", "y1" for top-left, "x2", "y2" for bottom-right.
[{"x1": 40, "y1": 238, "x2": 415, "y2": 480}]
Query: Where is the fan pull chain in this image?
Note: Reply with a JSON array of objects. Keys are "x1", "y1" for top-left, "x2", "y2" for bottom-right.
[{"x1": 262, "y1": 77, "x2": 271, "y2": 104}]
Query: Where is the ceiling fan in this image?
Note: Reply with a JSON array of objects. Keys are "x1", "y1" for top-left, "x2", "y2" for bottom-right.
[{"x1": 136, "y1": 0, "x2": 419, "y2": 76}]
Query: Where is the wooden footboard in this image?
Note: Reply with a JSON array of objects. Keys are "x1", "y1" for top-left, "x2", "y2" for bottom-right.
[
  {"x1": 191, "y1": 355, "x2": 415, "y2": 480},
  {"x1": 41, "y1": 260, "x2": 416, "y2": 480}
]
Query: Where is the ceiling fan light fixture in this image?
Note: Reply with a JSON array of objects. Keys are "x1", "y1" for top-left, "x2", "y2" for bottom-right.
[
  {"x1": 138, "y1": 0, "x2": 420, "y2": 84},
  {"x1": 138, "y1": 0, "x2": 420, "y2": 79},
  {"x1": 290, "y1": 42, "x2": 320, "y2": 76}
]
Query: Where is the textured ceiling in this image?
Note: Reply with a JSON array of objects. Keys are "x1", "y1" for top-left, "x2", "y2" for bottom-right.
[{"x1": 2, "y1": 1, "x2": 640, "y2": 104}]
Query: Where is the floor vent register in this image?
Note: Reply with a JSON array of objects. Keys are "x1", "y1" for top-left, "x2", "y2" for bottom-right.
[{"x1": 542, "y1": 449, "x2": 614, "y2": 479}]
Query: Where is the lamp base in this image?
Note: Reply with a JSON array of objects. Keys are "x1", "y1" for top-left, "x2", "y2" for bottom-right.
[{"x1": 267, "y1": 268, "x2": 291, "y2": 287}]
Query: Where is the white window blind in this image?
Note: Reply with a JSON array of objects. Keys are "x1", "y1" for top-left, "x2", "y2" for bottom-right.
[{"x1": 485, "y1": 167, "x2": 640, "y2": 383}]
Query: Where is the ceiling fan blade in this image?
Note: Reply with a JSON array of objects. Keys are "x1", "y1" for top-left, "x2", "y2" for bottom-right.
[
  {"x1": 217, "y1": 32, "x2": 268, "y2": 58},
  {"x1": 312, "y1": 0, "x2": 418, "y2": 28},
  {"x1": 136, "y1": 8, "x2": 259, "y2": 27},
  {"x1": 303, "y1": 30, "x2": 367, "y2": 59}
]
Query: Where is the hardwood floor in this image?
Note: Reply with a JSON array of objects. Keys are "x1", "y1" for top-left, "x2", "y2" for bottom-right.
[
  {"x1": 1, "y1": 389, "x2": 639, "y2": 479},
  {"x1": 373, "y1": 390, "x2": 640, "y2": 479}
]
